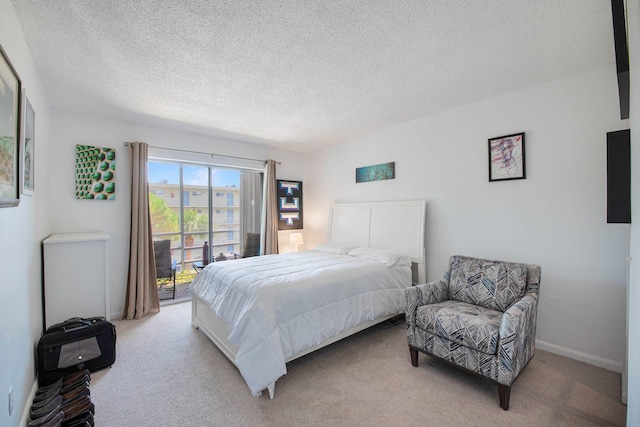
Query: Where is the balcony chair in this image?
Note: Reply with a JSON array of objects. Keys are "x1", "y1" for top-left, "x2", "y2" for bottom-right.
[
  {"x1": 405, "y1": 255, "x2": 541, "y2": 410},
  {"x1": 231, "y1": 232, "x2": 261, "y2": 259},
  {"x1": 153, "y1": 240, "x2": 177, "y2": 300}
]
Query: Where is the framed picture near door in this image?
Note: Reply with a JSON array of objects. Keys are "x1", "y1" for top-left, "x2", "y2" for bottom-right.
[{"x1": 277, "y1": 180, "x2": 303, "y2": 230}]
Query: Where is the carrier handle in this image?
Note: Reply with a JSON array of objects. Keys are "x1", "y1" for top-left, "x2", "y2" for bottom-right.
[{"x1": 47, "y1": 317, "x2": 93, "y2": 333}]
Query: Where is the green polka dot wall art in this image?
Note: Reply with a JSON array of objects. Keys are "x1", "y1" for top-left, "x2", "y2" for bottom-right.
[{"x1": 75, "y1": 144, "x2": 116, "y2": 200}]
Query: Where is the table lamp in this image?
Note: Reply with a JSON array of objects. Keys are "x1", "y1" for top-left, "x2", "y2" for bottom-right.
[{"x1": 289, "y1": 232, "x2": 304, "y2": 252}]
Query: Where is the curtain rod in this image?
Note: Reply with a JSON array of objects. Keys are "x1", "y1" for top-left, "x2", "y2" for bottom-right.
[{"x1": 123, "y1": 142, "x2": 280, "y2": 165}]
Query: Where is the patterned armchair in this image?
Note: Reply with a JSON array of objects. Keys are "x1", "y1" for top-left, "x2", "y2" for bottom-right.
[{"x1": 405, "y1": 255, "x2": 541, "y2": 410}]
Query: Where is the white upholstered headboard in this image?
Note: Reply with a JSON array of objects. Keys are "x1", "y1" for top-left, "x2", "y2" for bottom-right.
[{"x1": 328, "y1": 200, "x2": 427, "y2": 282}]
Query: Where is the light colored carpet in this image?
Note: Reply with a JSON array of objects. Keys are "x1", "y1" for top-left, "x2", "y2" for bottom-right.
[{"x1": 90, "y1": 302, "x2": 626, "y2": 426}]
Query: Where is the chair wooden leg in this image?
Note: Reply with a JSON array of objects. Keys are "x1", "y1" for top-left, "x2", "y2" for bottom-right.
[
  {"x1": 410, "y1": 347, "x2": 419, "y2": 367},
  {"x1": 498, "y1": 384, "x2": 510, "y2": 410}
]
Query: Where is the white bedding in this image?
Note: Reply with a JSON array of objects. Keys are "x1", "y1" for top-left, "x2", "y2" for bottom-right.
[{"x1": 189, "y1": 249, "x2": 411, "y2": 396}]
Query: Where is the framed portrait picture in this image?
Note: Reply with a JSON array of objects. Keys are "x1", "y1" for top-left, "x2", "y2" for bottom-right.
[
  {"x1": 21, "y1": 95, "x2": 35, "y2": 195},
  {"x1": 488, "y1": 132, "x2": 525, "y2": 182},
  {"x1": 277, "y1": 180, "x2": 303, "y2": 230},
  {"x1": 0, "y1": 44, "x2": 22, "y2": 207}
]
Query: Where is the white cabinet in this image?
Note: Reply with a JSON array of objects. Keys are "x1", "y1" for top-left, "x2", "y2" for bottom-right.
[{"x1": 42, "y1": 232, "x2": 110, "y2": 328}]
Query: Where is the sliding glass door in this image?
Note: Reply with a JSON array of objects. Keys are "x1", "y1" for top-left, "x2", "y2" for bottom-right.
[{"x1": 148, "y1": 161, "x2": 262, "y2": 299}]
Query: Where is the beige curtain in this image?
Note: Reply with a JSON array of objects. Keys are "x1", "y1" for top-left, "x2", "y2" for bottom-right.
[
  {"x1": 240, "y1": 172, "x2": 263, "y2": 253},
  {"x1": 261, "y1": 160, "x2": 279, "y2": 255},
  {"x1": 122, "y1": 142, "x2": 160, "y2": 319}
]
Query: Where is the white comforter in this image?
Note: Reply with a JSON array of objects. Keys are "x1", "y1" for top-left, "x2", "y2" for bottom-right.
[{"x1": 189, "y1": 249, "x2": 411, "y2": 396}]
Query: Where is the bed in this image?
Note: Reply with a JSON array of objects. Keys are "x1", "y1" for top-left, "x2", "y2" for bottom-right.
[{"x1": 190, "y1": 199, "x2": 426, "y2": 398}]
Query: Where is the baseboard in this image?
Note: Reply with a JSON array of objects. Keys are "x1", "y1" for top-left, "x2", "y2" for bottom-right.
[
  {"x1": 19, "y1": 379, "x2": 38, "y2": 427},
  {"x1": 536, "y1": 340, "x2": 623, "y2": 373}
]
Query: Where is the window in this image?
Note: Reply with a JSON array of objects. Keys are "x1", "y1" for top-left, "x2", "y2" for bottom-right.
[{"x1": 148, "y1": 160, "x2": 262, "y2": 275}]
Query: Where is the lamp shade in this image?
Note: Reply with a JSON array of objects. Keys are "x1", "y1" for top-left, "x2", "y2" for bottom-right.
[{"x1": 289, "y1": 233, "x2": 304, "y2": 246}]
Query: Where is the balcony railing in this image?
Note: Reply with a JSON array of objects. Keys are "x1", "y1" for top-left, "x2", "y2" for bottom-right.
[{"x1": 152, "y1": 229, "x2": 240, "y2": 269}]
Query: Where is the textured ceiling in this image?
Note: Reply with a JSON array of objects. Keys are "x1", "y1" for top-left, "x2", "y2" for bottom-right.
[{"x1": 10, "y1": 1, "x2": 614, "y2": 152}]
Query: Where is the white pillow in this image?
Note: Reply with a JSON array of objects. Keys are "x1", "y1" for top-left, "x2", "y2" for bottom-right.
[
  {"x1": 313, "y1": 243, "x2": 357, "y2": 255},
  {"x1": 348, "y1": 247, "x2": 411, "y2": 267}
]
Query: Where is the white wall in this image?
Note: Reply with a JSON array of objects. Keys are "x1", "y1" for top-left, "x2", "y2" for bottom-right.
[
  {"x1": 625, "y1": 0, "x2": 639, "y2": 424},
  {"x1": 0, "y1": 1, "x2": 53, "y2": 426},
  {"x1": 303, "y1": 65, "x2": 629, "y2": 372},
  {"x1": 49, "y1": 111, "x2": 305, "y2": 319}
]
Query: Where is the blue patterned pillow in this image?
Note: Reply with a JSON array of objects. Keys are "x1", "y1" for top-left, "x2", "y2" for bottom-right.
[{"x1": 448, "y1": 257, "x2": 528, "y2": 312}]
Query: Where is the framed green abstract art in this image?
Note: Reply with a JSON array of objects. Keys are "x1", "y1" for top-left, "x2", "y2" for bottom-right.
[{"x1": 75, "y1": 144, "x2": 116, "y2": 200}]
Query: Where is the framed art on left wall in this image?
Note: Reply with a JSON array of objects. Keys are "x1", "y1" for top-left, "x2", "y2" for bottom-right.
[
  {"x1": 0, "y1": 44, "x2": 22, "y2": 207},
  {"x1": 21, "y1": 95, "x2": 35, "y2": 195}
]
